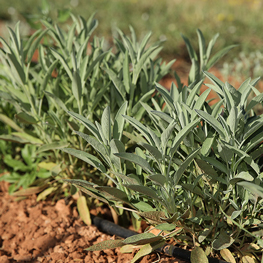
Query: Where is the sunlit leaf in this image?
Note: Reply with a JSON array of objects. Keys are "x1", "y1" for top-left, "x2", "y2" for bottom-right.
[
  {"x1": 77, "y1": 196, "x2": 92, "y2": 226},
  {"x1": 85, "y1": 240, "x2": 124, "y2": 251},
  {"x1": 190, "y1": 247, "x2": 209, "y2": 263}
]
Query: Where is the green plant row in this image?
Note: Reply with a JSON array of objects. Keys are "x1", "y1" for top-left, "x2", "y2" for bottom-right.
[
  {"x1": 0, "y1": 13, "x2": 174, "y2": 194},
  {"x1": 0, "y1": 12, "x2": 262, "y2": 263}
]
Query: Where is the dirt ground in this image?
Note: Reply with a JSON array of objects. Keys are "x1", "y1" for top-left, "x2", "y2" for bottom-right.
[{"x1": 0, "y1": 180, "x2": 187, "y2": 263}]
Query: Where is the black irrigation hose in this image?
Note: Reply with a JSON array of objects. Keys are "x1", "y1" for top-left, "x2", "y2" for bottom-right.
[{"x1": 90, "y1": 214, "x2": 229, "y2": 263}]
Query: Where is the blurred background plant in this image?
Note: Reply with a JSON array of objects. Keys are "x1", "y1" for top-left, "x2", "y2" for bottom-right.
[
  {"x1": 221, "y1": 51, "x2": 263, "y2": 114},
  {"x1": 0, "y1": 0, "x2": 263, "y2": 62}
]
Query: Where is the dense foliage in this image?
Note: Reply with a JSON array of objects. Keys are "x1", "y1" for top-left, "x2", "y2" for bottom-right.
[{"x1": 0, "y1": 13, "x2": 263, "y2": 263}]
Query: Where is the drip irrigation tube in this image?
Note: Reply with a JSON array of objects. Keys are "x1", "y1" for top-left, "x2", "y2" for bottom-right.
[{"x1": 90, "y1": 214, "x2": 229, "y2": 263}]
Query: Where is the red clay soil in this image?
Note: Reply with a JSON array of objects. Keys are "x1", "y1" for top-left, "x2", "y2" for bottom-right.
[{"x1": 0, "y1": 181, "x2": 186, "y2": 263}]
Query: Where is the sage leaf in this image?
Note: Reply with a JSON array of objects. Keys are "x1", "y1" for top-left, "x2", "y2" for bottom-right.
[{"x1": 190, "y1": 247, "x2": 209, "y2": 263}]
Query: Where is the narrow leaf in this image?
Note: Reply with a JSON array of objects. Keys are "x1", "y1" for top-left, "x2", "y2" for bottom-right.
[
  {"x1": 85, "y1": 240, "x2": 124, "y2": 251},
  {"x1": 115, "y1": 152, "x2": 153, "y2": 173},
  {"x1": 77, "y1": 196, "x2": 92, "y2": 226},
  {"x1": 62, "y1": 148, "x2": 106, "y2": 173}
]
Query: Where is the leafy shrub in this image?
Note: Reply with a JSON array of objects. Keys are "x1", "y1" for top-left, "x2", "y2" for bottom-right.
[
  {"x1": 62, "y1": 49, "x2": 263, "y2": 263},
  {"x1": 0, "y1": 13, "x2": 173, "y2": 196}
]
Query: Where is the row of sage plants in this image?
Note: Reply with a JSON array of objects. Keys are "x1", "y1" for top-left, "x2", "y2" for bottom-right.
[
  {"x1": 60, "y1": 35, "x2": 263, "y2": 263},
  {"x1": 63, "y1": 74, "x2": 263, "y2": 263},
  {"x1": 0, "y1": 13, "x2": 173, "y2": 197},
  {"x1": 1, "y1": 12, "x2": 261, "y2": 262}
]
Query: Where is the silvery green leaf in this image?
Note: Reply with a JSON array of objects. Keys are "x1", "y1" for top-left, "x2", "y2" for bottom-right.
[
  {"x1": 140, "y1": 143, "x2": 162, "y2": 162},
  {"x1": 250, "y1": 145, "x2": 263, "y2": 160},
  {"x1": 200, "y1": 131, "x2": 215, "y2": 156},
  {"x1": 123, "y1": 232, "x2": 163, "y2": 245},
  {"x1": 66, "y1": 22, "x2": 77, "y2": 53},
  {"x1": 206, "y1": 44, "x2": 237, "y2": 70},
  {"x1": 95, "y1": 121, "x2": 108, "y2": 145},
  {"x1": 195, "y1": 109, "x2": 226, "y2": 139},
  {"x1": 123, "y1": 50, "x2": 131, "y2": 93},
  {"x1": 26, "y1": 29, "x2": 49, "y2": 63},
  {"x1": 198, "y1": 227, "x2": 213, "y2": 243},
  {"x1": 7, "y1": 53, "x2": 25, "y2": 85},
  {"x1": 110, "y1": 139, "x2": 125, "y2": 171},
  {"x1": 123, "y1": 115, "x2": 154, "y2": 145},
  {"x1": 124, "y1": 185, "x2": 160, "y2": 202},
  {"x1": 203, "y1": 71, "x2": 224, "y2": 96},
  {"x1": 62, "y1": 148, "x2": 106, "y2": 173},
  {"x1": 243, "y1": 118, "x2": 263, "y2": 140},
  {"x1": 161, "y1": 121, "x2": 176, "y2": 151},
  {"x1": 237, "y1": 181, "x2": 263, "y2": 198},
  {"x1": 197, "y1": 29, "x2": 206, "y2": 71},
  {"x1": 122, "y1": 131, "x2": 147, "y2": 144},
  {"x1": 202, "y1": 156, "x2": 228, "y2": 175},
  {"x1": 90, "y1": 85, "x2": 109, "y2": 111},
  {"x1": 36, "y1": 141, "x2": 69, "y2": 154},
  {"x1": 170, "y1": 119, "x2": 200, "y2": 157},
  {"x1": 195, "y1": 159, "x2": 218, "y2": 178},
  {"x1": 113, "y1": 101, "x2": 127, "y2": 140},
  {"x1": 85, "y1": 240, "x2": 124, "y2": 251},
  {"x1": 174, "y1": 148, "x2": 200, "y2": 185},
  {"x1": 95, "y1": 186, "x2": 128, "y2": 202},
  {"x1": 155, "y1": 223, "x2": 176, "y2": 231},
  {"x1": 72, "y1": 70, "x2": 82, "y2": 104},
  {"x1": 114, "y1": 152, "x2": 154, "y2": 173},
  {"x1": 230, "y1": 210, "x2": 242, "y2": 220},
  {"x1": 151, "y1": 111, "x2": 174, "y2": 124},
  {"x1": 212, "y1": 100, "x2": 224, "y2": 118},
  {"x1": 246, "y1": 93, "x2": 263, "y2": 113},
  {"x1": 155, "y1": 82, "x2": 175, "y2": 111},
  {"x1": 138, "y1": 31, "x2": 152, "y2": 57},
  {"x1": 227, "y1": 106, "x2": 237, "y2": 133},
  {"x1": 206, "y1": 32, "x2": 219, "y2": 60},
  {"x1": 67, "y1": 111, "x2": 102, "y2": 139},
  {"x1": 242, "y1": 132, "x2": 263, "y2": 153},
  {"x1": 224, "y1": 143, "x2": 260, "y2": 174},
  {"x1": 218, "y1": 142, "x2": 233, "y2": 163},
  {"x1": 148, "y1": 174, "x2": 167, "y2": 186},
  {"x1": 41, "y1": 60, "x2": 59, "y2": 90},
  {"x1": 186, "y1": 79, "x2": 203, "y2": 107},
  {"x1": 75, "y1": 131, "x2": 109, "y2": 161},
  {"x1": 191, "y1": 88, "x2": 211, "y2": 120},
  {"x1": 131, "y1": 89, "x2": 155, "y2": 115},
  {"x1": 85, "y1": 52, "x2": 108, "y2": 80},
  {"x1": 0, "y1": 114, "x2": 24, "y2": 133},
  {"x1": 181, "y1": 33, "x2": 198, "y2": 61},
  {"x1": 190, "y1": 247, "x2": 209, "y2": 263},
  {"x1": 101, "y1": 106, "x2": 111, "y2": 144},
  {"x1": 218, "y1": 115, "x2": 231, "y2": 138},
  {"x1": 132, "y1": 45, "x2": 160, "y2": 84},
  {"x1": 223, "y1": 82, "x2": 236, "y2": 111},
  {"x1": 50, "y1": 48, "x2": 72, "y2": 80},
  {"x1": 103, "y1": 67, "x2": 126, "y2": 100},
  {"x1": 111, "y1": 171, "x2": 141, "y2": 185},
  {"x1": 15, "y1": 112, "x2": 38, "y2": 124},
  {"x1": 167, "y1": 79, "x2": 177, "y2": 99},
  {"x1": 230, "y1": 172, "x2": 254, "y2": 184},
  {"x1": 238, "y1": 78, "x2": 251, "y2": 103},
  {"x1": 212, "y1": 232, "x2": 235, "y2": 250}
]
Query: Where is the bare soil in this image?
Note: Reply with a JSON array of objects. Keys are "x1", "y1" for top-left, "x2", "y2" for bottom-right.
[{"x1": 0, "y1": 180, "x2": 186, "y2": 263}]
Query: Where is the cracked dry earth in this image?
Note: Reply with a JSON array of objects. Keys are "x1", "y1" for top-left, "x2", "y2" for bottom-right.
[{"x1": 0, "y1": 181, "x2": 186, "y2": 263}]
